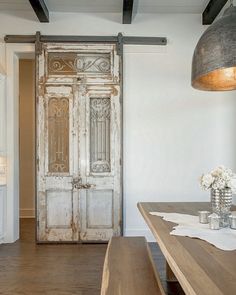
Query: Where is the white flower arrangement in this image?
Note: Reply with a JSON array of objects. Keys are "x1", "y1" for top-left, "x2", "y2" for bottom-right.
[{"x1": 200, "y1": 166, "x2": 236, "y2": 192}]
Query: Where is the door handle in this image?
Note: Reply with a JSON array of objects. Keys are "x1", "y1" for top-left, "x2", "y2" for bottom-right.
[
  {"x1": 70, "y1": 177, "x2": 95, "y2": 190},
  {"x1": 70, "y1": 177, "x2": 81, "y2": 189},
  {"x1": 76, "y1": 183, "x2": 95, "y2": 190}
]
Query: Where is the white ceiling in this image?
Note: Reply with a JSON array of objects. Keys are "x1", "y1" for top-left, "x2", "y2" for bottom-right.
[
  {"x1": 0, "y1": 0, "x2": 211, "y2": 14},
  {"x1": 137, "y1": 0, "x2": 209, "y2": 14}
]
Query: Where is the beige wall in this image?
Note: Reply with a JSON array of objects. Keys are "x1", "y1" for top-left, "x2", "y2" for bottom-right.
[{"x1": 19, "y1": 59, "x2": 35, "y2": 218}]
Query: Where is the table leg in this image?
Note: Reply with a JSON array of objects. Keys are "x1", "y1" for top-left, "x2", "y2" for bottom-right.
[{"x1": 166, "y1": 261, "x2": 178, "y2": 282}]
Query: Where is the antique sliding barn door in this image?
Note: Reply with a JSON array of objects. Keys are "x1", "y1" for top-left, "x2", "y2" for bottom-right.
[{"x1": 36, "y1": 43, "x2": 122, "y2": 242}]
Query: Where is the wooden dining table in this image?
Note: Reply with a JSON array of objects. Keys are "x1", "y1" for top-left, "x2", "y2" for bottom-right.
[{"x1": 138, "y1": 202, "x2": 236, "y2": 295}]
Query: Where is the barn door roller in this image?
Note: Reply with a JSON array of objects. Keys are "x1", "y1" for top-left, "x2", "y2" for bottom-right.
[{"x1": 4, "y1": 31, "x2": 167, "y2": 56}]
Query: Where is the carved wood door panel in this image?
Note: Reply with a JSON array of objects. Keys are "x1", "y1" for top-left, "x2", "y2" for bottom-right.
[
  {"x1": 79, "y1": 85, "x2": 121, "y2": 241},
  {"x1": 36, "y1": 43, "x2": 121, "y2": 242}
]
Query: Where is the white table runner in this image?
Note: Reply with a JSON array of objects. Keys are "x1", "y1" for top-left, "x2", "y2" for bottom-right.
[{"x1": 150, "y1": 212, "x2": 236, "y2": 251}]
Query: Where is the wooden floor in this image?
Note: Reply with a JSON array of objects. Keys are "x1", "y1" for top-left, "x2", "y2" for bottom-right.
[{"x1": 0, "y1": 219, "x2": 184, "y2": 295}]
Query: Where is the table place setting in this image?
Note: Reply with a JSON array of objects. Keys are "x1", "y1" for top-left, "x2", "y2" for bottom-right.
[
  {"x1": 150, "y1": 166, "x2": 236, "y2": 251},
  {"x1": 149, "y1": 211, "x2": 236, "y2": 251}
]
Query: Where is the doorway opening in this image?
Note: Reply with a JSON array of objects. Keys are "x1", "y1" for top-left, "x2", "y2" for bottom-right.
[
  {"x1": 5, "y1": 43, "x2": 122, "y2": 244},
  {"x1": 19, "y1": 58, "x2": 35, "y2": 241}
]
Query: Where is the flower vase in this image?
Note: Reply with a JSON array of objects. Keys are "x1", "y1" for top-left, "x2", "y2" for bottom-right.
[{"x1": 211, "y1": 188, "x2": 232, "y2": 227}]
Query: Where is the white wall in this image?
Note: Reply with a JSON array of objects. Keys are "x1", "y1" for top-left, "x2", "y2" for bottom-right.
[{"x1": 0, "y1": 11, "x2": 235, "y2": 241}]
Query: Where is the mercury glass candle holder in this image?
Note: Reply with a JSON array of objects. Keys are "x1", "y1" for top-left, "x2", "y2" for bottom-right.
[
  {"x1": 198, "y1": 211, "x2": 210, "y2": 224},
  {"x1": 208, "y1": 213, "x2": 220, "y2": 230},
  {"x1": 229, "y1": 215, "x2": 236, "y2": 230}
]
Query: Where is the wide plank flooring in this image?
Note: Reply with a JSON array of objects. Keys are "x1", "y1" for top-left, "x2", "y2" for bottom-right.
[
  {"x1": 0, "y1": 219, "x2": 184, "y2": 295},
  {"x1": 0, "y1": 219, "x2": 106, "y2": 295}
]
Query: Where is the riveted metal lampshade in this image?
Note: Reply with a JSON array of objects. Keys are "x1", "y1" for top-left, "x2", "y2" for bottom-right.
[{"x1": 192, "y1": 5, "x2": 236, "y2": 91}]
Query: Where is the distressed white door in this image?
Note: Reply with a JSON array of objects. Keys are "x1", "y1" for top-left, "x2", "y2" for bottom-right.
[{"x1": 36, "y1": 43, "x2": 122, "y2": 242}]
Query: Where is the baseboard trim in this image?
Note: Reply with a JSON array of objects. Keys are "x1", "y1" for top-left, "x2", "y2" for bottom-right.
[
  {"x1": 124, "y1": 228, "x2": 155, "y2": 242},
  {"x1": 20, "y1": 208, "x2": 35, "y2": 218}
]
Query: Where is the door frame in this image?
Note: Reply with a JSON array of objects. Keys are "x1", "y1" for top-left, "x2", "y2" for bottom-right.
[
  {"x1": 4, "y1": 44, "x2": 35, "y2": 243},
  {"x1": 4, "y1": 42, "x2": 124, "y2": 243}
]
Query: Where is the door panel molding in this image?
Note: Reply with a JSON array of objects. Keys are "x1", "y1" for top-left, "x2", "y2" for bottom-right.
[
  {"x1": 86, "y1": 189, "x2": 114, "y2": 229},
  {"x1": 46, "y1": 190, "x2": 73, "y2": 229}
]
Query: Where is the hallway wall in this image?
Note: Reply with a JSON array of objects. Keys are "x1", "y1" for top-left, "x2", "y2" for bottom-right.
[{"x1": 19, "y1": 59, "x2": 35, "y2": 218}]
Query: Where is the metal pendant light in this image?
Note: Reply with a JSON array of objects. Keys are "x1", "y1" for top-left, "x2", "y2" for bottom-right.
[{"x1": 192, "y1": 2, "x2": 236, "y2": 91}]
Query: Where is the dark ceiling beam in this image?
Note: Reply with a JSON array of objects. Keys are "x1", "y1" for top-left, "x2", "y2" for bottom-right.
[
  {"x1": 123, "y1": 0, "x2": 134, "y2": 24},
  {"x1": 202, "y1": 0, "x2": 228, "y2": 25},
  {"x1": 29, "y1": 0, "x2": 49, "y2": 22}
]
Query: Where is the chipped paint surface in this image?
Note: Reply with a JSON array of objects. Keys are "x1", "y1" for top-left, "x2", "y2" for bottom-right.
[{"x1": 36, "y1": 43, "x2": 122, "y2": 242}]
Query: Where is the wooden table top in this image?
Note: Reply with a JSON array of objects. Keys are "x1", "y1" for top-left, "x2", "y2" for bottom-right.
[{"x1": 138, "y1": 202, "x2": 236, "y2": 295}]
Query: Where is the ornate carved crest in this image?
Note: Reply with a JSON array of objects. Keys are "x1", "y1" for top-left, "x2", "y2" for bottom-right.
[{"x1": 48, "y1": 52, "x2": 111, "y2": 75}]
